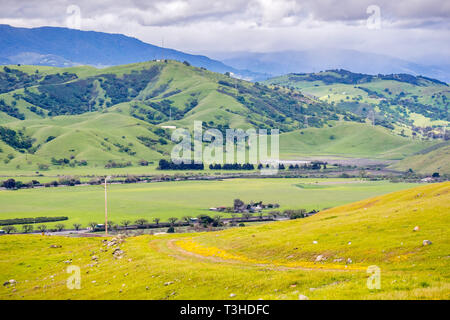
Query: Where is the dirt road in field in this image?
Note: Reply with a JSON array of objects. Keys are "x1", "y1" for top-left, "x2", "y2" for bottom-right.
[{"x1": 151, "y1": 238, "x2": 365, "y2": 272}]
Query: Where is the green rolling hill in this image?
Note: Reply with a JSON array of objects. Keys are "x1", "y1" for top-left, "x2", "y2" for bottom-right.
[
  {"x1": 389, "y1": 142, "x2": 450, "y2": 174},
  {"x1": 0, "y1": 62, "x2": 444, "y2": 173},
  {"x1": 265, "y1": 69, "x2": 449, "y2": 137},
  {"x1": 279, "y1": 122, "x2": 433, "y2": 160}
]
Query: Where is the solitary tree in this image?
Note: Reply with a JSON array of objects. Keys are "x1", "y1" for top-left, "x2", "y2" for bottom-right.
[
  {"x1": 73, "y1": 223, "x2": 82, "y2": 231},
  {"x1": 213, "y1": 215, "x2": 223, "y2": 227},
  {"x1": 182, "y1": 216, "x2": 192, "y2": 224},
  {"x1": 168, "y1": 217, "x2": 178, "y2": 226},
  {"x1": 55, "y1": 223, "x2": 65, "y2": 232},
  {"x1": 3, "y1": 226, "x2": 16, "y2": 234},
  {"x1": 107, "y1": 220, "x2": 115, "y2": 230},
  {"x1": 22, "y1": 225, "x2": 33, "y2": 233},
  {"x1": 242, "y1": 212, "x2": 252, "y2": 220},
  {"x1": 121, "y1": 220, "x2": 131, "y2": 228},
  {"x1": 233, "y1": 199, "x2": 245, "y2": 212},
  {"x1": 153, "y1": 218, "x2": 160, "y2": 225},
  {"x1": 37, "y1": 225, "x2": 47, "y2": 233},
  {"x1": 88, "y1": 222, "x2": 98, "y2": 230},
  {"x1": 269, "y1": 211, "x2": 279, "y2": 219},
  {"x1": 135, "y1": 219, "x2": 148, "y2": 226}
]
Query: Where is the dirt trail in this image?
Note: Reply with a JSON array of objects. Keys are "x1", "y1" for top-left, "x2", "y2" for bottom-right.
[{"x1": 152, "y1": 238, "x2": 364, "y2": 272}]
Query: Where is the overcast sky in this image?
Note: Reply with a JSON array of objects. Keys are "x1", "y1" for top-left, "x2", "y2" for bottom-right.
[{"x1": 1, "y1": 0, "x2": 449, "y2": 64}]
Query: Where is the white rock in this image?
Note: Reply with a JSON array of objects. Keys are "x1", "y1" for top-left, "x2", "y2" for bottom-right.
[
  {"x1": 315, "y1": 255, "x2": 325, "y2": 262},
  {"x1": 230, "y1": 293, "x2": 236, "y2": 298},
  {"x1": 413, "y1": 226, "x2": 420, "y2": 232},
  {"x1": 423, "y1": 240, "x2": 432, "y2": 246},
  {"x1": 313, "y1": 240, "x2": 318, "y2": 244},
  {"x1": 298, "y1": 294, "x2": 309, "y2": 300}
]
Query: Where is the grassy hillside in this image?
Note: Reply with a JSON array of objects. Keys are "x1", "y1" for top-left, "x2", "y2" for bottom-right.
[
  {"x1": 0, "y1": 61, "x2": 367, "y2": 172},
  {"x1": 1, "y1": 182, "x2": 448, "y2": 299},
  {"x1": 0, "y1": 119, "x2": 437, "y2": 173},
  {"x1": 265, "y1": 70, "x2": 449, "y2": 135},
  {"x1": 0, "y1": 61, "x2": 343, "y2": 129},
  {"x1": 0, "y1": 63, "x2": 443, "y2": 173},
  {"x1": 390, "y1": 142, "x2": 450, "y2": 174},
  {"x1": 280, "y1": 122, "x2": 433, "y2": 159}
]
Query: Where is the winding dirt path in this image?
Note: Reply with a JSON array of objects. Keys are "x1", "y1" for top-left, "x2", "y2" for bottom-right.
[{"x1": 152, "y1": 238, "x2": 365, "y2": 272}]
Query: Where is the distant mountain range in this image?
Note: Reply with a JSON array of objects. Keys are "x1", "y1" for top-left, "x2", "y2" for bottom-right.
[
  {"x1": 209, "y1": 49, "x2": 450, "y2": 83},
  {"x1": 0, "y1": 24, "x2": 266, "y2": 80},
  {"x1": 1, "y1": 24, "x2": 448, "y2": 83}
]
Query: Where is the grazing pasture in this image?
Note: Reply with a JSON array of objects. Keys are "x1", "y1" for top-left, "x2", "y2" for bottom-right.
[{"x1": 0, "y1": 178, "x2": 420, "y2": 229}]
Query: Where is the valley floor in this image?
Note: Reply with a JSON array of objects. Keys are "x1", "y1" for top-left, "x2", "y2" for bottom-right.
[
  {"x1": 0, "y1": 178, "x2": 420, "y2": 228},
  {"x1": 0, "y1": 182, "x2": 449, "y2": 300}
]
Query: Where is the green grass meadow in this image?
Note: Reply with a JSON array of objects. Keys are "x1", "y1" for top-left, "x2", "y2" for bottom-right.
[{"x1": 0, "y1": 178, "x2": 420, "y2": 229}]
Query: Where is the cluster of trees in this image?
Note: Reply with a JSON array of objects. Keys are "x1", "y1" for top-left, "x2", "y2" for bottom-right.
[
  {"x1": 0, "y1": 67, "x2": 41, "y2": 94},
  {"x1": 137, "y1": 136, "x2": 168, "y2": 149},
  {"x1": 57, "y1": 176, "x2": 81, "y2": 186},
  {"x1": 217, "y1": 78, "x2": 351, "y2": 132},
  {"x1": 1, "y1": 178, "x2": 39, "y2": 189},
  {"x1": 412, "y1": 126, "x2": 449, "y2": 140},
  {"x1": 158, "y1": 159, "x2": 204, "y2": 170},
  {"x1": 289, "y1": 70, "x2": 374, "y2": 85},
  {"x1": 22, "y1": 79, "x2": 96, "y2": 116},
  {"x1": 39, "y1": 72, "x2": 78, "y2": 85},
  {"x1": 51, "y1": 157, "x2": 88, "y2": 167},
  {"x1": 0, "y1": 67, "x2": 79, "y2": 96},
  {"x1": 156, "y1": 161, "x2": 330, "y2": 171},
  {"x1": 1, "y1": 176, "x2": 85, "y2": 189},
  {"x1": 2, "y1": 222, "x2": 75, "y2": 234},
  {"x1": 0, "y1": 207, "x2": 316, "y2": 234},
  {"x1": 286, "y1": 161, "x2": 327, "y2": 170},
  {"x1": 98, "y1": 67, "x2": 160, "y2": 105},
  {"x1": 0, "y1": 99, "x2": 24, "y2": 120},
  {"x1": 0, "y1": 216, "x2": 68, "y2": 226},
  {"x1": 209, "y1": 163, "x2": 255, "y2": 170},
  {"x1": 17, "y1": 67, "x2": 160, "y2": 116},
  {"x1": 0, "y1": 126, "x2": 33, "y2": 150},
  {"x1": 104, "y1": 161, "x2": 132, "y2": 169}
]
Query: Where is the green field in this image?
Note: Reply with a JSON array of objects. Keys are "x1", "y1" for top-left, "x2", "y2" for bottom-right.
[
  {"x1": 0, "y1": 178, "x2": 421, "y2": 229},
  {"x1": 1, "y1": 182, "x2": 448, "y2": 300}
]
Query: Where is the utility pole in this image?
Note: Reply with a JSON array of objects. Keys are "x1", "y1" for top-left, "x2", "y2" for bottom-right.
[{"x1": 104, "y1": 176, "x2": 111, "y2": 235}]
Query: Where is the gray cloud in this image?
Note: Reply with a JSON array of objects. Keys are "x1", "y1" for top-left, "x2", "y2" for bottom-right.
[{"x1": 0, "y1": 0, "x2": 448, "y2": 65}]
